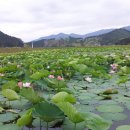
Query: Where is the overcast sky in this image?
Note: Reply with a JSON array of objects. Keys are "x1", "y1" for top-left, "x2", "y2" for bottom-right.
[{"x1": 0, "y1": 0, "x2": 130, "y2": 42}]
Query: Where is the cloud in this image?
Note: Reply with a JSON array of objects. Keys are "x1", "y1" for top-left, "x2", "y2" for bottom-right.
[{"x1": 0, "y1": 0, "x2": 130, "y2": 41}]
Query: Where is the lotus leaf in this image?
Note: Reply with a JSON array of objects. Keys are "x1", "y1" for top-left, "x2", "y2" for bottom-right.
[
  {"x1": 10, "y1": 98, "x2": 29, "y2": 109},
  {"x1": 52, "y1": 91, "x2": 76, "y2": 103},
  {"x1": 45, "y1": 78, "x2": 67, "y2": 90},
  {"x1": 100, "y1": 113, "x2": 127, "y2": 121},
  {"x1": 20, "y1": 88, "x2": 44, "y2": 104},
  {"x1": 62, "y1": 117, "x2": 86, "y2": 130},
  {"x1": 0, "y1": 124, "x2": 22, "y2": 130},
  {"x1": 17, "y1": 109, "x2": 32, "y2": 126},
  {"x1": 0, "y1": 112, "x2": 18, "y2": 122},
  {"x1": 33, "y1": 101, "x2": 64, "y2": 122},
  {"x1": 0, "y1": 107, "x2": 4, "y2": 112},
  {"x1": 73, "y1": 64, "x2": 88, "y2": 74},
  {"x1": 2, "y1": 81, "x2": 18, "y2": 91},
  {"x1": 116, "y1": 125, "x2": 130, "y2": 130},
  {"x1": 30, "y1": 72, "x2": 45, "y2": 80},
  {"x1": 2, "y1": 89, "x2": 20, "y2": 101},
  {"x1": 84, "y1": 112, "x2": 112, "y2": 130},
  {"x1": 96, "y1": 104, "x2": 124, "y2": 113},
  {"x1": 57, "y1": 102, "x2": 85, "y2": 123}
]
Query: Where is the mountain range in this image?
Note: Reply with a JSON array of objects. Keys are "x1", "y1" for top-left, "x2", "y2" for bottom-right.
[
  {"x1": 27, "y1": 25, "x2": 130, "y2": 47},
  {"x1": 33, "y1": 28, "x2": 114, "y2": 41},
  {"x1": 0, "y1": 25, "x2": 130, "y2": 47}
]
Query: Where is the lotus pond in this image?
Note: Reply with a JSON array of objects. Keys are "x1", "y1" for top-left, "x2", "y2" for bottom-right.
[{"x1": 1, "y1": 46, "x2": 130, "y2": 130}]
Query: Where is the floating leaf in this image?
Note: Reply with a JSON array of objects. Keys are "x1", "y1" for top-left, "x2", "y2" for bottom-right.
[
  {"x1": 116, "y1": 125, "x2": 130, "y2": 130},
  {"x1": 84, "y1": 112, "x2": 112, "y2": 130},
  {"x1": 0, "y1": 112, "x2": 18, "y2": 122},
  {"x1": 10, "y1": 98, "x2": 29, "y2": 109},
  {"x1": 2, "y1": 89, "x2": 19, "y2": 101},
  {"x1": 0, "y1": 107, "x2": 4, "y2": 112},
  {"x1": 0, "y1": 124, "x2": 22, "y2": 130},
  {"x1": 96, "y1": 104, "x2": 124, "y2": 113},
  {"x1": 2, "y1": 81, "x2": 18, "y2": 91},
  {"x1": 74, "y1": 104, "x2": 94, "y2": 113},
  {"x1": 100, "y1": 113, "x2": 127, "y2": 121}
]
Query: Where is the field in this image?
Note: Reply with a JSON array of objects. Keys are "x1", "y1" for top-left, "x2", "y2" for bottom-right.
[{"x1": 1, "y1": 46, "x2": 130, "y2": 130}]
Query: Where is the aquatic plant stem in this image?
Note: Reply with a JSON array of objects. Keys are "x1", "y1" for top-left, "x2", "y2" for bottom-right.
[
  {"x1": 46, "y1": 122, "x2": 49, "y2": 130},
  {"x1": 125, "y1": 83, "x2": 127, "y2": 90},
  {"x1": 40, "y1": 118, "x2": 42, "y2": 130},
  {"x1": 74, "y1": 123, "x2": 77, "y2": 130}
]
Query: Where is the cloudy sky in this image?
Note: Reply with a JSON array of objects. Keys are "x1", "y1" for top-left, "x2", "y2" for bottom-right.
[{"x1": 0, "y1": 0, "x2": 130, "y2": 42}]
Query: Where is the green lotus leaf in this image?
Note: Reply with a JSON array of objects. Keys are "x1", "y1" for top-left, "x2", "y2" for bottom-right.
[
  {"x1": 20, "y1": 88, "x2": 44, "y2": 104},
  {"x1": 125, "y1": 103, "x2": 130, "y2": 110},
  {"x1": 52, "y1": 91, "x2": 76, "y2": 104},
  {"x1": 10, "y1": 98, "x2": 29, "y2": 109},
  {"x1": 0, "y1": 94, "x2": 7, "y2": 102},
  {"x1": 33, "y1": 101, "x2": 64, "y2": 122},
  {"x1": 96, "y1": 104, "x2": 124, "y2": 113},
  {"x1": 0, "y1": 124, "x2": 22, "y2": 130},
  {"x1": 45, "y1": 78, "x2": 67, "y2": 89},
  {"x1": 73, "y1": 64, "x2": 88, "y2": 74},
  {"x1": 62, "y1": 117, "x2": 86, "y2": 130},
  {"x1": 100, "y1": 113, "x2": 127, "y2": 121},
  {"x1": 0, "y1": 107, "x2": 4, "y2": 112},
  {"x1": 2, "y1": 81, "x2": 18, "y2": 91},
  {"x1": 30, "y1": 72, "x2": 45, "y2": 80},
  {"x1": 32, "y1": 118, "x2": 49, "y2": 127},
  {"x1": 2, "y1": 89, "x2": 20, "y2": 101},
  {"x1": 74, "y1": 104, "x2": 95, "y2": 113},
  {"x1": 84, "y1": 112, "x2": 112, "y2": 130},
  {"x1": 17, "y1": 109, "x2": 32, "y2": 126},
  {"x1": 116, "y1": 125, "x2": 130, "y2": 130},
  {"x1": 57, "y1": 102, "x2": 85, "y2": 123},
  {"x1": 0, "y1": 112, "x2": 18, "y2": 122},
  {"x1": 32, "y1": 118, "x2": 62, "y2": 128}
]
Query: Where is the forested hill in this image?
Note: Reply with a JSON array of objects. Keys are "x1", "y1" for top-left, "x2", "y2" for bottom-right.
[
  {"x1": 27, "y1": 28, "x2": 130, "y2": 47},
  {"x1": 0, "y1": 31, "x2": 24, "y2": 47},
  {"x1": 84, "y1": 29, "x2": 130, "y2": 45}
]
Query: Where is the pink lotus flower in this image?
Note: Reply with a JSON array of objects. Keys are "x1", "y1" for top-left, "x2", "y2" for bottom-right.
[
  {"x1": 18, "y1": 81, "x2": 31, "y2": 88},
  {"x1": 18, "y1": 81, "x2": 23, "y2": 88},
  {"x1": 23, "y1": 82, "x2": 31, "y2": 88},
  {"x1": 57, "y1": 76, "x2": 64, "y2": 81},
  {"x1": 110, "y1": 64, "x2": 118, "y2": 71},
  {"x1": 48, "y1": 75, "x2": 55, "y2": 79}
]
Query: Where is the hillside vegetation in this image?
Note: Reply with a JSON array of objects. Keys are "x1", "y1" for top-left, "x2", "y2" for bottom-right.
[
  {"x1": 0, "y1": 31, "x2": 23, "y2": 47},
  {"x1": 27, "y1": 29, "x2": 130, "y2": 47}
]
